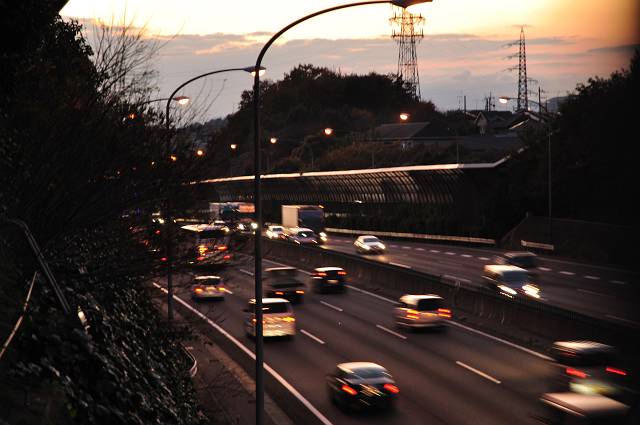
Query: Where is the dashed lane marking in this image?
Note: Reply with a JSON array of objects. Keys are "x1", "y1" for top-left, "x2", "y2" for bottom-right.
[
  {"x1": 429, "y1": 249, "x2": 440, "y2": 253},
  {"x1": 416, "y1": 248, "x2": 425, "y2": 251},
  {"x1": 538, "y1": 267, "x2": 552, "y2": 272},
  {"x1": 402, "y1": 246, "x2": 411, "y2": 250},
  {"x1": 456, "y1": 361, "x2": 501, "y2": 384},
  {"x1": 239, "y1": 269, "x2": 254, "y2": 277},
  {"x1": 445, "y1": 252, "x2": 456, "y2": 256},
  {"x1": 559, "y1": 271, "x2": 575, "y2": 276},
  {"x1": 478, "y1": 257, "x2": 490, "y2": 261},
  {"x1": 611, "y1": 280, "x2": 627, "y2": 285},
  {"x1": 578, "y1": 288, "x2": 613, "y2": 297},
  {"x1": 300, "y1": 329, "x2": 325, "y2": 345},
  {"x1": 461, "y1": 254, "x2": 472, "y2": 258},
  {"x1": 584, "y1": 275, "x2": 600, "y2": 280},
  {"x1": 376, "y1": 324, "x2": 407, "y2": 340},
  {"x1": 320, "y1": 300, "x2": 343, "y2": 312}
]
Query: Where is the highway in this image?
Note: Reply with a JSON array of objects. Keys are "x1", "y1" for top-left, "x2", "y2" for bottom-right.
[
  {"x1": 320, "y1": 235, "x2": 639, "y2": 326},
  {"x1": 160, "y1": 255, "x2": 560, "y2": 425}
]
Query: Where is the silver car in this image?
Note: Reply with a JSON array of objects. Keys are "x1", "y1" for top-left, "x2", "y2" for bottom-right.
[
  {"x1": 393, "y1": 294, "x2": 451, "y2": 329},
  {"x1": 354, "y1": 235, "x2": 386, "y2": 254},
  {"x1": 243, "y1": 298, "x2": 296, "y2": 338},
  {"x1": 286, "y1": 227, "x2": 318, "y2": 245}
]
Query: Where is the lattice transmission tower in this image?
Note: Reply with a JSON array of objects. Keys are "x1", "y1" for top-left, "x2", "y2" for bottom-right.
[
  {"x1": 390, "y1": 7, "x2": 424, "y2": 99},
  {"x1": 505, "y1": 26, "x2": 529, "y2": 111}
]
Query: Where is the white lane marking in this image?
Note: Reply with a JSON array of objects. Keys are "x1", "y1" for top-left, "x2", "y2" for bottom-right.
[
  {"x1": 390, "y1": 244, "x2": 399, "y2": 248},
  {"x1": 445, "y1": 252, "x2": 456, "y2": 256},
  {"x1": 429, "y1": 249, "x2": 440, "y2": 253},
  {"x1": 402, "y1": 246, "x2": 411, "y2": 250},
  {"x1": 605, "y1": 315, "x2": 640, "y2": 327},
  {"x1": 152, "y1": 282, "x2": 334, "y2": 425},
  {"x1": 610, "y1": 280, "x2": 627, "y2": 285},
  {"x1": 478, "y1": 257, "x2": 490, "y2": 261},
  {"x1": 346, "y1": 285, "x2": 396, "y2": 303},
  {"x1": 456, "y1": 361, "x2": 501, "y2": 384},
  {"x1": 461, "y1": 254, "x2": 472, "y2": 258},
  {"x1": 222, "y1": 288, "x2": 234, "y2": 294},
  {"x1": 390, "y1": 262, "x2": 412, "y2": 269},
  {"x1": 559, "y1": 271, "x2": 575, "y2": 276},
  {"x1": 584, "y1": 275, "x2": 600, "y2": 280},
  {"x1": 538, "y1": 267, "x2": 552, "y2": 272},
  {"x1": 320, "y1": 300, "x2": 343, "y2": 312},
  {"x1": 578, "y1": 289, "x2": 613, "y2": 298},
  {"x1": 376, "y1": 324, "x2": 407, "y2": 340},
  {"x1": 240, "y1": 269, "x2": 254, "y2": 277},
  {"x1": 301, "y1": 329, "x2": 325, "y2": 345},
  {"x1": 416, "y1": 247, "x2": 425, "y2": 251}
]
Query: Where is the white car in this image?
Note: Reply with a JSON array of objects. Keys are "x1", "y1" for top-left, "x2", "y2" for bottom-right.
[
  {"x1": 244, "y1": 298, "x2": 296, "y2": 338},
  {"x1": 191, "y1": 275, "x2": 226, "y2": 300},
  {"x1": 286, "y1": 227, "x2": 318, "y2": 245},
  {"x1": 354, "y1": 235, "x2": 386, "y2": 254},
  {"x1": 393, "y1": 294, "x2": 451, "y2": 329},
  {"x1": 266, "y1": 225, "x2": 286, "y2": 240}
]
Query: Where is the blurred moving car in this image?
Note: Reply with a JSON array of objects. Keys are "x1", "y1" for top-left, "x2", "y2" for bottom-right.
[
  {"x1": 191, "y1": 275, "x2": 226, "y2": 301},
  {"x1": 354, "y1": 235, "x2": 386, "y2": 254},
  {"x1": 326, "y1": 362, "x2": 399, "y2": 411},
  {"x1": 243, "y1": 298, "x2": 295, "y2": 338},
  {"x1": 190, "y1": 243, "x2": 232, "y2": 269},
  {"x1": 285, "y1": 227, "x2": 318, "y2": 245},
  {"x1": 264, "y1": 267, "x2": 305, "y2": 302},
  {"x1": 211, "y1": 220, "x2": 231, "y2": 233},
  {"x1": 535, "y1": 392, "x2": 629, "y2": 425},
  {"x1": 266, "y1": 225, "x2": 286, "y2": 240},
  {"x1": 549, "y1": 340, "x2": 631, "y2": 403},
  {"x1": 236, "y1": 219, "x2": 258, "y2": 234},
  {"x1": 482, "y1": 264, "x2": 541, "y2": 299},
  {"x1": 312, "y1": 267, "x2": 347, "y2": 293},
  {"x1": 393, "y1": 294, "x2": 451, "y2": 330},
  {"x1": 494, "y1": 251, "x2": 539, "y2": 277}
]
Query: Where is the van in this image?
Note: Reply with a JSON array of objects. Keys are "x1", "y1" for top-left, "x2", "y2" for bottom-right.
[
  {"x1": 244, "y1": 298, "x2": 296, "y2": 338},
  {"x1": 482, "y1": 264, "x2": 541, "y2": 299}
]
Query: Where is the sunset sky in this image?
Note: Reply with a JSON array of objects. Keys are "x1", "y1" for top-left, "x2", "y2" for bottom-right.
[{"x1": 61, "y1": 0, "x2": 639, "y2": 120}]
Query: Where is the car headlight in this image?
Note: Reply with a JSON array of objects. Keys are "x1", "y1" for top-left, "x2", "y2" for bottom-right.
[
  {"x1": 363, "y1": 245, "x2": 371, "y2": 250},
  {"x1": 379, "y1": 244, "x2": 386, "y2": 249},
  {"x1": 498, "y1": 285, "x2": 517, "y2": 295},
  {"x1": 250, "y1": 222, "x2": 258, "y2": 230},
  {"x1": 238, "y1": 223, "x2": 245, "y2": 230}
]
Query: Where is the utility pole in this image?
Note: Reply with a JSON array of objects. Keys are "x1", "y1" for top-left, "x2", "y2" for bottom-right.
[{"x1": 390, "y1": 6, "x2": 425, "y2": 99}]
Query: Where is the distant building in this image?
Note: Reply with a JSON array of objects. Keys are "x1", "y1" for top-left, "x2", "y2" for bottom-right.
[{"x1": 472, "y1": 111, "x2": 514, "y2": 135}]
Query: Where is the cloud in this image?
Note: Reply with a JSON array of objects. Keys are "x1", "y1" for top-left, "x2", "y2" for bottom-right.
[{"x1": 588, "y1": 43, "x2": 640, "y2": 53}]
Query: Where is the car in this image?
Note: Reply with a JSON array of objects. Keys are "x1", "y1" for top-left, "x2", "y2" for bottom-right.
[
  {"x1": 535, "y1": 392, "x2": 629, "y2": 425},
  {"x1": 393, "y1": 294, "x2": 451, "y2": 330},
  {"x1": 286, "y1": 227, "x2": 318, "y2": 245},
  {"x1": 236, "y1": 219, "x2": 258, "y2": 234},
  {"x1": 190, "y1": 243, "x2": 232, "y2": 269},
  {"x1": 211, "y1": 220, "x2": 231, "y2": 233},
  {"x1": 482, "y1": 264, "x2": 541, "y2": 299},
  {"x1": 326, "y1": 362, "x2": 399, "y2": 411},
  {"x1": 354, "y1": 235, "x2": 386, "y2": 254},
  {"x1": 266, "y1": 225, "x2": 286, "y2": 240},
  {"x1": 549, "y1": 340, "x2": 631, "y2": 403},
  {"x1": 312, "y1": 267, "x2": 347, "y2": 293},
  {"x1": 191, "y1": 275, "x2": 226, "y2": 301},
  {"x1": 494, "y1": 251, "x2": 539, "y2": 277},
  {"x1": 264, "y1": 267, "x2": 305, "y2": 302},
  {"x1": 243, "y1": 298, "x2": 296, "y2": 338}
]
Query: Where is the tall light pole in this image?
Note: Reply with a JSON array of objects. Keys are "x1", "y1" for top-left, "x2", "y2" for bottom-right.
[
  {"x1": 499, "y1": 95, "x2": 554, "y2": 244},
  {"x1": 251, "y1": 2, "x2": 430, "y2": 423},
  {"x1": 164, "y1": 66, "x2": 263, "y2": 322}
]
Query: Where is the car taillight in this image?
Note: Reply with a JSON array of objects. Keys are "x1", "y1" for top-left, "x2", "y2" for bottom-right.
[
  {"x1": 438, "y1": 308, "x2": 452, "y2": 318},
  {"x1": 317, "y1": 272, "x2": 327, "y2": 276},
  {"x1": 338, "y1": 271, "x2": 347, "y2": 275},
  {"x1": 341, "y1": 384, "x2": 358, "y2": 396},
  {"x1": 196, "y1": 256, "x2": 205, "y2": 261},
  {"x1": 194, "y1": 287, "x2": 203, "y2": 294},
  {"x1": 383, "y1": 383, "x2": 400, "y2": 394},
  {"x1": 223, "y1": 255, "x2": 231, "y2": 260},
  {"x1": 606, "y1": 367, "x2": 627, "y2": 376},
  {"x1": 406, "y1": 309, "x2": 420, "y2": 320},
  {"x1": 160, "y1": 257, "x2": 167, "y2": 262},
  {"x1": 251, "y1": 319, "x2": 266, "y2": 325},
  {"x1": 155, "y1": 230, "x2": 161, "y2": 235},
  {"x1": 281, "y1": 317, "x2": 296, "y2": 322},
  {"x1": 566, "y1": 368, "x2": 588, "y2": 378},
  {"x1": 217, "y1": 245, "x2": 228, "y2": 251},
  {"x1": 295, "y1": 290, "x2": 304, "y2": 294},
  {"x1": 275, "y1": 291, "x2": 284, "y2": 295}
]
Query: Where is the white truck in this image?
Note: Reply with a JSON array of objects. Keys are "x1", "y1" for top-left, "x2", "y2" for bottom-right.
[{"x1": 281, "y1": 205, "x2": 327, "y2": 244}]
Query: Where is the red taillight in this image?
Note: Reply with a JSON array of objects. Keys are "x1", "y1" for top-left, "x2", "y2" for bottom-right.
[
  {"x1": 160, "y1": 257, "x2": 167, "y2": 262},
  {"x1": 438, "y1": 308, "x2": 452, "y2": 318},
  {"x1": 196, "y1": 256, "x2": 205, "y2": 261},
  {"x1": 275, "y1": 291, "x2": 284, "y2": 295},
  {"x1": 606, "y1": 367, "x2": 627, "y2": 376},
  {"x1": 317, "y1": 272, "x2": 327, "y2": 277},
  {"x1": 295, "y1": 290, "x2": 305, "y2": 294},
  {"x1": 341, "y1": 384, "x2": 358, "y2": 396},
  {"x1": 223, "y1": 255, "x2": 231, "y2": 260},
  {"x1": 154, "y1": 230, "x2": 161, "y2": 235},
  {"x1": 566, "y1": 368, "x2": 588, "y2": 379},
  {"x1": 406, "y1": 309, "x2": 420, "y2": 320},
  {"x1": 217, "y1": 245, "x2": 228, "y2": 251},
  {"x1": 338, "y1": 271, "x2": 347, "y2": 275},
  {"x1": 194, "y1": 287, "x2": 204, "y2": 294},
  {"x1": 383, "y1": 383, "x2": 400, "y2": 394}
]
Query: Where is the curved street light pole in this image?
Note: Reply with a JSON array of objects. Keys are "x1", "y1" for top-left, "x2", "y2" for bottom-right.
[
  {"x1": 251, "y1": 1, "x2": 429, "y2": 423},
  {"x1": 164, "y1": 66, "x2": 262, "y2": 322}
]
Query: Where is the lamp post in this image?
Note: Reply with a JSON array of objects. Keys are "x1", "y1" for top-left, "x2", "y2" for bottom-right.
[
  {"x1": 124, "y1": 96, "x2": 190, "y2": 121},
  {"x1": 251, "y1": 2, "x2": 430, "y2": 423},
  {"x1": 499, "y1": 95, "x2": 553, "y2": 244},
  {"x1": 164, "y1": 66, "x2": 263, "y2": 323}
]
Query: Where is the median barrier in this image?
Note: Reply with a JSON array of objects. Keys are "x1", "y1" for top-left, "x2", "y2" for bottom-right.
[
  {"x1": 326, "y1": 227, "x2": 496, "y2": 246},
  {"x1": 251, "y1": 238, "x2": 638, "y2": 365}
]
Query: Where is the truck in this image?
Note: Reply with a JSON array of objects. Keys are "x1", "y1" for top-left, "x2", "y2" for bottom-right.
[
  {"x1": 281, "y1": 205, "x2": 327, "y2": 244},
  {"x1": 209, "y1": 202, "x2": 255, "y2": 224}
]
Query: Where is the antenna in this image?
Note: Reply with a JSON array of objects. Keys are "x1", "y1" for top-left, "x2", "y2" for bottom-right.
[{"x1": 390, "y1": 6, "x2": 425, "y2": 99}]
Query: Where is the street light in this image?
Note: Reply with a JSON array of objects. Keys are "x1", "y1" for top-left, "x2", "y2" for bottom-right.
[
  {"x1": 499, "y1": 95, "x2": 554, "y2": 244},
  {"x1": 323, "y1": 127, "x2": 334, "y2": 136},
  {"x1": 399, "y1": 112, "x2": 410, "y2": 121},
  {"x1": 251, "y1": 2, "x2": 431, "y2": 423},
  {"x1": 124, "y1": 96, "x2": 190, "y2": 121},
  {"x1": 164, "y1": 66, "x2": 263, "y2": 323}
]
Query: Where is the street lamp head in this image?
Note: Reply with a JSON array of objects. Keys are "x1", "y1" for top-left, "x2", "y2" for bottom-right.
[
  {"x1": 324, "y1": 127, "x2": 334, "y2": 136},
  {"x1": 391, "y1": 0, "x2": 432, "y2": 10},
  {"x1": 196, "y1": 149, "x2": 204, "y2": 156},
  {"x1": 498, "y1": 96, "x2": 511, "y2": 104},
  {"x1": 230, "y1": 143, "x2": 238, "y2": 150},
  {"x1": 399, "y1": 112, "x2": 409, "y2": 121},
  {"x1": 270, "y1": 137, "x2": 277, "y2": 144},
  {"x1": 244, "y1": 66, "x2": 266, "y2": 77},
  {"x1": 174, "y1": 96, "x2": 190, "y2": 105}
]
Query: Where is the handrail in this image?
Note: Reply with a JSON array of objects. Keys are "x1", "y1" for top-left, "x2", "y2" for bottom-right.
[{"x1": 0, "y1": 272, "x2": 38, "y2": 361}]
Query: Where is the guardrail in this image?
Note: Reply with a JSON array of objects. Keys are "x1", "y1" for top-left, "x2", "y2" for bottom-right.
[
  {"x1": 254, "y1": 238, "x2": 638, "y2": 365},
  {"x1": 325, "y1": 227, "x2": 496, "y2": 246}
]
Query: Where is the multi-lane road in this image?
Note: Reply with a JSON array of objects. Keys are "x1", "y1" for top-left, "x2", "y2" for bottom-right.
[
  {"x1": 159, "y1": 255, "x2": 566, "y2": 425},
  {"x1": 320, "y1": 235, "x2": 639, "y2": 327}
]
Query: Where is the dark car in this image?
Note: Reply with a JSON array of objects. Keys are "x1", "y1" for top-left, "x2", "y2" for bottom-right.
[
  {"x1": 549, "y1": 341, "x2": 631, "y2": 404},
  {"x1": 326, "y1": 362, "x2": 399, "y2": 411},
  {"x1": 264, "y1": 267, "x2": 305, "y2": 303},
  {"x1": 494, "y1": 251, "x2": 539, "y2": 278},
  {"x1": 312, "y1": 267, "x2": 347, "y2": 293}
]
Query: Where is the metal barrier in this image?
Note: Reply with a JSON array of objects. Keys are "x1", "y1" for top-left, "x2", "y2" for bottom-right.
[{"x1": 325, "y1": 227, "x2": 496, "y2": 245}]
